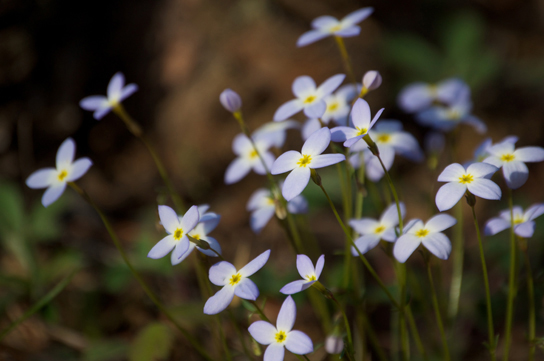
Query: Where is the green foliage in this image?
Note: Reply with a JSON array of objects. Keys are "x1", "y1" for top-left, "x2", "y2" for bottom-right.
[
  {"x1": 128, "y1": 323, "x2": 173, "y2": 361},
  {"x1": 83, "y1": 339, "x2": 129, "y2": 361}
]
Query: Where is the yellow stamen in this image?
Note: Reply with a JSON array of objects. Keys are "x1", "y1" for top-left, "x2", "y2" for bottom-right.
[
  {"x1": 327, "y1": 102, "x2": 339, "y2": 112},
  {"x1": 513, "y1": 217, "x2": 523, "y2": 225},
  {"x1": 446, "y1": 109, "x2": 461, "y2": 120},
  {"x1": 501, "y1": 154, "x2": 515, "y2": 162},
  {"x1": 304, "y1": 95, "x2": 316, "y2": 104},
  {"x1": 306, "y1": 275, "x2": 316, "y2": 281},
  {"x1": 355, "y1": 127, "x2": 368, "y2": 136},
  {"x1": 376, "y1": 134, "x2": 391, "y2": 143},
  {"x1": 415, "y1": 229, "x2": 429, "y2": 238},
  {"x1": 374, "y1": 225, "x2": 385, "y2": 234},
  {"x1": 297, "y1": 154, "x2": 312, "y2": 167},
  {"x1": 192, "y1": 234, "x2": 200, "y2": 240},
  {"x1": 229, "y1": 273, "x2": 242, "y2": 286},
  {"x1": 249, "y1": 149, "x2": 258, "y2": 159},
  {"x1": 57, "y1": 170, "x2": 68, "y2": 181},
  {"x1": 173, "y1": 228, "x2": 184, "y2": 240},
  {"x1": 275, "y1": 330, "x2": 287, "y2": 343},
  {"x1": 459, "y1": 174, "x2": 474, "y2": 184}
]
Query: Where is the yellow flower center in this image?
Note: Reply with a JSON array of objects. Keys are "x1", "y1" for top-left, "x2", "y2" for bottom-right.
[
  {"x1": 446, "y1": 109, "x2": 461, "y2": 120},
  {"x1": 249, "y1": 149, "x2": 258, "y2": 159},
  {"x1": 330, "y1": 24, "x2": 342, "y2": 32},
  {"x1": 376, "y1": 134, "x2": 391, "y2": 143},
  {"x1": 355, "y1": 127, "x2": 368, "y2": 136},
  {"x1": 266, "y1": 197, "x2": 275, "y2": 205},
  {"x1": 57, "y1": 170, "x2": 68, "y2": 181},
  {"x1": 304, "y1": 95, "x2": 316, "y2": 104},
  {"x1": 192, "y1": 234, "x2": 200, "y2": 240},
  {"x1": 275, "y1": 330, "x2": 287, "y2": 343},
  {"x1": 327, "y1": 102, "x2": 339, "y2": 112},
  {"x1": 501, "y1": 154, "x2": 515, "y2": 162},
  {"x1": 306, "y1": 274, "x2": 316, "y2": 281},
  {"x1": 458, "y1": 174, "x2": 474, "y2": 184},
  {"x1": 427, "y1": 84, "x2": 438, "y2": 96},
  {"x1": 415, "y1": 229, "x2": 429, "y2": 238},
  {"x1": 513, "y1": 217, "x2": 523, "y2": 225},
  {"x1": 173, "y1": 228, "x2": 184, "y2": 240},
  {"x1": 297, "y1": 154, "x2": 312, "y2": 167},
  {"x1": 374, "y1": 225, "x2": 385, "y2": 234},
  {"x1": 229, "y1": 273, "x2": 242, "y2": 286}
]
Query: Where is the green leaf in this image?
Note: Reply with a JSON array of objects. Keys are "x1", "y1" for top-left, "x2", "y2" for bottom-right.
[
  {"x1": 83, "y1": 339, "x2": 129, "y2": 361},
  {"x1": 128, "y1": 323, "x2": 173, "y2": 361},
  {"x1": 0, "y1": 180, "x2": 24, "y2": 234}
]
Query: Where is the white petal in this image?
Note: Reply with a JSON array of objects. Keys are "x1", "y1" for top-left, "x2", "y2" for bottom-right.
[
  {"x1": 42, "y1": 183, "x2": 66, "y2": 207},
  {"x1": 107, "y1": 72, "x2": 125, "y2": 100},
  {"x1": 253, "y1": 151, "x2": 275, "y2": 175},
  {"x1": 404, "y1": 219, "x2": 423, "y2": 234},
  {"x1": 342, "y1": 7, "x2": 374, "y2": 26},
  {"x1": 203, "y1": 286, "x2": 235, "y2": 315},
  {"x1": 343, "y1": 134, "x2": 364, "y2": 148},
  {"x1": 316, "y1": 74, "x2": 346, "y2": 98},
  {"x1": 422, "y1": 233, "x2": 452, "y2": 260},
  {"x1": 310, "y1": 154, "x2": 345, "y2": 169},
  {"x1": 425, "y1": 214, "x2": 457, "y2": 233},
  {"x1": 488, "y1": 141, "x2": 515, "y2": 157},
  {"x1": 334, "y1": 25, "x2": 360, "y2": 37},
  {"x1": 201, "y1": 213, "x2": 221, "y2": 234},
  {"x1": 303, "y1": 100, "x2": 327, "y2": 119},
  {"x1": 250, "y1": 207, "x2": 276, "y2": 234},
  {"x1": 330, "y1": 126, "x2": 358, "y2": 142},
  {"x1": 180, "y1": 205, "x2": 200, "y2": 232},
  {"x1": 297, "y1": 30, "x2": 330, "y2": 47},
  {"x1": 285, "y1": 330, "x2": 314, "y2": 355},
  {"x1": 437, "y1": 163, "x2": 465, "y2": 182},
  {"x1": 247, "y1": 189, "x2": 272, "y2": 211},
  {"x1": 514, "y1": 221, "x2": 535, "y2": 238},
  {"x1": 462, "y1": 115, "x2": 487, "y2": 134},
  {"x1": 351, "y1": 234, "x2": 381, "y2": 255},
  {"x1": 26, "y1": 168, "x2": 56, "y2": 189},
  {"x1": 351, "y1": 98, "x2": 371, "y2": 128},
  {"x1": 234, "y1": 278, "x2": 259, "y2": 300},
  {"x1": 393, "y1": 234, "x2": 421, "y2": 263},
  {"x1": 435, "y1": 182, "x2": 466, "y2": 212},
  {"x1": 292, "y1": 76, "x2": 316, "y2": 97},
  {"x1": 280, "y1": 280, "x2": 311, "y2": 295},
  {"x1": 381, "y1": 202, "x2": 405, "y2": 227},
  {"x1": 514, "y1": 147, "x2": 544, "y2": 163},
  {"x1": 158, "y1": 205, "x2": 180, "y2": 234},
  {"x1": 93, "y1": 106, "x2": 112, "y2": 120},
  {"x1": 271, "y1": 151, "x2": 301, "y2": 175},
  {"x1": 147, "y1": 235, "x2": 176, "y2": 259},
  {"x1": 287, "y1": 195, "x2": 309, "y2": 214},
  {"x1": 209, "y1": 261, "x2": 237, "y2": 286},
  {"x1": 232, "y1": 133, "x2": 252, "y2": 155},
  {"x1": 66, "y1": 158, "x2": 92, "y2": 182},
  {"x1": 296, "y1": 254, "x2": 315, "y2": 278},
  {"x1": 197, "y1": 236, "x2": 222, "y2": 257},
  {"x1": 314, "y1": 255, "x2": 325, "y2": 279},
  {"x1": 276, "y1": 296, "x2": 296, "y2": 332},
  {"x1": 466, "y1": 162, "x2": 498, "y2": 179},
  {"x1": 79, "y1": 96, "x2": 108, "y2": 111},
  {"x1": 173, "y1": 243, "x2": 195, "y2": 265},
  {"x1": 239, "y1": 249, "x2": 271, "y2": 277},
  {"x1": 274, "y1": 99, "x2": 304, "y2": 122},
  {"x1": 171, "y1": 237, "x2": 190, "y2": 264},
  {"x1": 56, "y1": 138, "x2": 75, "y2": 168},
  {"x1": 224, "y1": 157, "x2": 251, "y2": 184},
  {"x1": 264, "y1": 343, "x2": 285, "y2": 361},
  {"x1": 467, "y1": 178, "x2": 502, "y2": 200},
  {"x1": 312, "y1": 16, "x2": 339, "y2": 29},
  {"x1": 119, "y1": 83, "x2": 138, "y2": 102},
  {"x1": 301, "y1": 118, "x2": 322, "y2": 141},
  {"x1": 248, "y1": 321, "x2": 277, "y2": 345},
  {"x1": 282, "y1": 167, "x2": 311, "y2": 201},
  {"x1": 398, "y1": 83, "x2": 434, "y2": 113},
  {"x1": 349, "y1": 218, "x2": 380, "y2": 234},
  {"x1": 502, "y1": 161, "x2": 528, "y2": 189},
  {"x1": 482, "y1": 156, "x2": 503, "y2": 168},
  {"x1": 525, "y1": 204, "x2": 544, "y2": 221},
  {"x1": 484, "y1": 217, "x2": 510, "y2": 236}
]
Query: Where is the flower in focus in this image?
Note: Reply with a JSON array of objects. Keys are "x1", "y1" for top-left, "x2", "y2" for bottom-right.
[
  {"x1": 148, "y1": 205, "x2": 200, "y2": 265},
  {"x1": 273, "y1": 74, "x2": 346, "y2": 121},
  {"x1": 435, "y1": 162, "x2": 501, "y2": 212},
  {"x1": 397, "y1": 78, "x2": 469, "y2": 113},
  {"x1": 280, "y1": 254, "x2": 324, "y2": 294},
  {"x1": 253, "y1": 120, "x2": 300, "y2": 149},
  {"x1": 79, "y1": 72, "x2": 138, "y2": 120},
  {"x1": 224, "y1": 133, "x2": 277, "y2": 184},
  {"x1": 483, "y1": 138, "x2": 544, "y2": 189},
  {"x1": 204, "y1": 250, "x2": 270, "y2": 315},
  {"x1": 247, "y1": 187, "x2": 308, "y2": 234},
  {"x1": 330, "y1": 98, "x2": 384, "y2": 148},
  {"x1": 393, "y1": 214, "x2": 457, "y2": 263},
  {"x1": 248, "y1": 296, "x2": 314, "y2": 361},
  {"x1": 349, "y1": 203, "x2": 405, "y2": 255},
  {"x1": 26, "y1": 138, "x2": 92, "y2": 207},
  {"x1": 485, "y1": 204, "x2": 544, "y2": 238},
  {"x1": 415, "y1": 97, "x2": 486, "y2": 134},
  {"x1": 297, "y1": 7, "x2": 374, "y2": 47},
  {"x1": 271, "y1": 128, "x2": 345, "y2": 201},
  {"x1": 220, "y1": 88, "x2": 242, "y2": 113}
]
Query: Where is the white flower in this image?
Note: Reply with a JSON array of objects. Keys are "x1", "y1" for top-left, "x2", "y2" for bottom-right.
[
  {"x1": 280, "y1": 254, "x2": 324, "y2": 295},
  {"x1": 415, "y1": 98, "x2": 486, "y2": 134},
  {"x1": 435, "y1": 162, "x2": 501, "y2": 212},
  {"x1": 393, "y1": 214, "x2": 457, "y2": 263},
  {"x1": 297, "y1": 7, "x2": 374, "y2": 47},
  {"x1": 273, "y1": 74, "x2": 345, "y2": 121},
  {"x1": 325, "y1": 335, "x2": 344, "y2": 354},
  {"x1": 253, "y1": 120, "x2": 300, "y2": 149},
  {"x1": 485, "y1": 204, "x2": 544, "y2": 238},
  {"x1": 248, "y1": 296, "x2": 314, "y2": 361},
  {"x1": 79, "y1": 72, "x2": 138, "y2": 120},
  {"x1": 224, "y1": 133, "x2": 276, "y2": 184},
  {"x1": 349, "y1": 203, "x2": 405, "y2": 255},
  {"x1": 204, "y1": 250, "x2": 270, "y2": 315},
  {"x1": 26, "y1": 138, "x2": 92, "y2": 207},
  {"x1": 271, "y1": 128, "x2": 345, "y2": 201},
  {"x1": 397, "y1": 78, "x2": 469, "y2": 113},
  {"x1": 330, "y1": 98, "x2": 384, "y2": 148}
]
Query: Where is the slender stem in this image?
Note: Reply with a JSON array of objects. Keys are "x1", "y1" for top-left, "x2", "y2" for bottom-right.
[
  {"x1": 67, "y1": 182, "x2": 213, "y2": 361},
  {"x1": 426, "y1": 260, "x2": 450, "y2": 361},
  {"x1": 470, "y1": 204, "x2": 496, "y2": 361},
  {"x1": 329, "y1": 293, "x2": 354, "y2": 356},
  {"x1": 503, "y1": 188, "x2": 517, "y2": 361},
  {"x1": 396, "y1": 262, "x2": 409, "y2": 361},
  {"x1": 228, "y1": 310, "x2": 254, "y2": 361},
  {"x1": 341, "y1": 149, "x2": 353, "y2": 290},
  {"x1": 251, "y1": 301, "x2": 270, "y2": 323},
  {"x1": 360, "y1": 311, "x2": 388, "y2": 361},
  {"x1": 376, "y1": 154, "x2": 403, "y2": 235},
  {"x1": 406, "y1": 307, "x2": 428, "y2": 360},
  {"x1": 334, "y1": 36, "x2": 357, "y2": 85},
  {"x1": 448, "y1": 202, "x2": 464, "y2": 321},
  {"x1": 518, "y1": 239, "x2": 535, "y2": 361}
]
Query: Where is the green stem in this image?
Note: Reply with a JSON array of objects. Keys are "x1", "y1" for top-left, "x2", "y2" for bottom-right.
[
  {"x1": 68, "y1": 182, "x2": 213, "y2": 361},
  {"x1": 375, "y1": 153, "x2": 403, "y2": 235},
  {"x1": 395, "y1": 261, "x2": 409, "y2": 361},
  {"x1": 334, "y1": 36, "x2": 357, "y2": 85},
  {"x1": 406, "y1": 307, "x2": 428, "y2": 360},
  {"x1": 448, "y1": 202, "x2": 464, "y2": 321},
  {"x1": 503, "y1": 188, "x2": 516, "y2": 361},
  {"x1": 328, "y1": 291, "x2": 354, "y2": 356},
  {"x1": 252, "y1": 301, "x2": 270, "y2": 323},
  {"x1": 426, "y1": 259, "x2": 450, "y2": 361},
  {"x1": 228, "y1": 310, "x2": 254, "y2": 361},
  {"x1": 518, "y1": 239, "x2": 535, "y2": 361},
  {"x1": 360, "y1": 311, "x2": 388, "y2": 361},
  {"x1": 470, "y1": 204, "x2": 496, "y2": 361}
]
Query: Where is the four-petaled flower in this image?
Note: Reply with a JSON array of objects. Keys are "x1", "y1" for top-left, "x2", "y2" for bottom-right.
[
  {"x1": 397, "y1": 78, "x2": 469, "y2": 113},
  {"x1": 273, "y1": 74, "x2": 346, "y2": 121},
  {"x1": 330, "y1": 98, "x2": 384, "y2": 148},
  {"x1": 297, "y1": 7, "x2": 374, "y2": 47},
  {"x1": 280, "y1": 254, "x2": 324, "y2": 295},
  {"x1": 26, "y1": 138, "x2": 92, "y2": 207},
  {"x1": 148, "y1": 205, "x2": 200, "y2": 265},
  {"x1": 271, "y1": 128, "x2": 345, "y2": 201},
  {"x1": 393, "y1": 214, "x2": 457, "y2": 263},
  {"x1": 349, "y1": 203, "x2": 405, "y2": 255},
  {"x1": 485, "y1": 204, "x2": 544, "y2": 238},
  {"x1": 79, "y1": 72, "x2": 138, "y2": 120},
  {"x1": 248, "y1": 296, "x2": 314, "y2": 361},
  {"x1": 204, "y1": 250, "x2": 270, "y2": 315},
  {"x1": 224, "y1": 133, "x2": 277, "y2": 184},
  {"x1": 435, "y1": 162, "x2": 501, "y2": 212},
  {"x1": 415, "y1": 97, "x2": 486, "y2": 134}
]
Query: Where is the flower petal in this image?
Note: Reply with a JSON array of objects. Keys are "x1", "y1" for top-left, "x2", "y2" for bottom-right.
[
  {"x1": 467, "y1": 178, "x2": 502, "y2": 200},
  {"x1": 274, "y1": 99, "x2": 304, "y2": 122},
  {"x1": 435, "y1": 182, "x2": 466, "y2": 212},
  {"x1": 296, "y1": 254, "x2": 315, "y2": 278},
  {"x1": 422, "y1": 233, "x2": 452, "y2": 260},
  {"x1": 287, "y1": 195, "x2": 309, "y2": 214},
  {"x1": 197, "y1": 236, "x2": 222, "y2": 257},
  {"x1": 297, "y1": 30, "x2": 330, "y2": 47},
  {"x1": 316, "y1": 74, "x2": 346, "y2": 98},
  {"x1": 425, "y1": 214, "x2": 457, "y2": 233},
  {"x1": 107, "y1": 72, "x2": 125, "y2": 100},
  {"x1": 271, "y1": 151, "x2": 301, "y2": 175},
  {"x1": 393, "y1": 234, "x2": 421, "y2": 263},
  {"x1": 209, "y1": 261, "x2": 237, "y2": 286},
  {"x1": 264, "y1": 343, "x2": 285, "y2": 361},
  {"x1": 280, "y1": 280, "x2": 311, "y2": 295},
  {"x1": 253, "y1": 151, "x2": 275, "y2": 175},
  {"x1": 158, "y1": 205, "x2": 180, "y2": 234},
  {"x1": 310, "y1": 154, "x2": 345, "y2": 169},
  {"x1": 343, "y1": 134, "x2": 364, "y2": 148},
  {"x1": 203, "y1": 286, "x2": 235, "y2": 315},
  {"x1": 351, "y1": 98, "x2": 371, "y2": 129},
  {"x1": 282, "y1": 167, "x2": 311, "y2": 201},
  {"x1": 301, "y1": 118, "x2": 322, "y2": 141},
  {"x1": 381, "y1": 202, "x2": 405, "y2": 227},
  {"x1": 525, "y1": 203, "x2": 544, "y2": 221},
  {"x1": 42, "y1": 183, "x2": 66, "y2": 207},
  {"x1": 437, "y1": 163, "x2": 465, "y2": 182},
  {"x1": 250, "y1": 207, "x2": 276, "y2": 234},
  {"x1": 26, "y1": 168, "x2": 56, "y2": 189},
  {"x1": 285, "y1": 330, "x2": 314, "y2": 355},
  {"x1": 292, "y1": 76, "x2": 316, "y2": 98},
  {"x1": 342, "y1": 7, "x2": 374, "y2": 26},
  {"x1": 180, "y1": 205, "x2": 200, "y2": 232},
  {"x1": 351, "y1": 234, "x2": 381, "y2": 255},
  {"x1": 173, "y1": 243, "x2": 195, "y2": 265},
  {"x1": 484, "y1": 217, "x2": 510, "y2": 236},
  {"x1": 462, "y1": 115, "x2": 487, "y2": 134},
  {"x1": 466, "y1": 162, "x2": 498, "y2": 179},
  {"x1": 397, "y1": 83, "x2": 433, "y2": 113},
  {"x1": 303, "y1": 100, "x2": 327, "y2": 119},
  {"x1": 334, "y1": 25, "x2": 360, "y2": 37},
  {"x1": 514, "y1": 221, "x2": 535, "y2": 238},
  {"x1": 171, "y1": 236, "x2": 190, "y2": 263},
  {"x1": 514, "y1": 147, "x2": 544, "y2": 163},
  {"x1": 276, "y1": 296, "x2": 296, "y2": 332},
  {"x1": 312, "y1": 16, "x2": 339, "y2": 29},
  {"x1": 482, "y1": 155, "x2": 502, "y2": 168},
  {"x1": 66, "y1": 158, "x2": 92, "y2": 182},
  {"x1": 119, "y1": 83, "x2": 138, "y2": 102},
  {"x1": 93, "y1": 106, "x2": 113, "y2": 120},
  {"x1": 239, "y1": 249, "x2": 271, "y2": 278},
  {"x1": 79, "y1": 96, "x2": 108, "y2": 111},
  {"x1": 234, "y1": 278, "x2": 259, "y2": 300},
  {"x1": 349, "y1": 218, "x2": 380, "y2": 234},
  {"x1": 56, "y1": 138, "x2": 75, "y2": 168},
  {"x1": 502, "y1": 161, "x2": 528, "y2": 189},
  {"x1": 314, "y1": 255, "x2": 325, "y2": 279},
  {"x1": 330, "y1": 126, "x2": 358, "y2": 142},
  {"x1": 147, "y1": 235, "x2": 176, "y2": 259},
  {"x1": 224, "y1": 157, "x2": 251, "y2": 184},
  {"x1": 248, "y1": 320, "x2": 277, "y2": 345}
]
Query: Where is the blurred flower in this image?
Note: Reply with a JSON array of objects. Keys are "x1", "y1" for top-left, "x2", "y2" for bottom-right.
[
  {"x1": 415, "y1": 98, "x2": 486, "y2": 134},
  {"x1": 297, "y1": 7, "x2": 374, "y2": 47},
  {"x1": 248, "y1": 296, "x2": 314, "y2": 360},
  {"x1": 280, "y1": 254, "x2": 324, "y2": 294},
  {"x1": 26, "y1": 137, "x2": 92, "y2": 207},
  {"x1": 79, "y1": 72, "x2": 138, "y2": 120},
  {"x1": 247, "y1": 187, "x2": 308, "y2": 234},
  {"x1": 220, "y1": 89, "x2": 242, "y2": 113},
  {"x1": 204, "y1": 250, "x2": 270, "y2": 314},
  {"x1": 225, "y1": 133, "x2": 276, "y2": 184},
  {"x1": 330, "y1": 98, "x2": 384, "y2": 148},
  {"x1": 349, "y1": 203, "x2": 405, "y2": 255},
  {"x1": 393, "y1": 214, "x2": 457, "y2": 263},
  {"x1": 485, "y1": 204, "x2": 544, "y2": 238},
  {"x1": 325, "y1": 335, "x2": 344, "y2": 354},
  {"x1": 148, "y1": 205, "x2": 199, "y2": 265},
  {"x1": 483, "y1": 138, "x2": 544, "y2": 189},
  {"x1": 362, "y1": 70, "x2": 382, "y2": 91},
  {"x1": 397, "y1": 78, "x2": 469, "y2": 113},
  {"x1": 271, "y1": 128, "x2": 345, "y2": 201},
  {"x1": 274, "y1": 74, "x2": 345, "y2": 121},
  {"x1": 435, "y1": 163, "x2": 501, "y2": 212},
  {"x1": 253, "y1": 120, "x2": 300, "y2": 149}
]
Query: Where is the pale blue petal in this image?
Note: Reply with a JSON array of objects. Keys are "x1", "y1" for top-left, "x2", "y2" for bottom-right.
[
  {"x1": 247, "y1": 189, "x2": 272, "y2": 211},
  {"x1": 351, "y1": 234, "x2": 381, "y2": 255},
  {"x1": 56, "y1": 138, "x2": 75, "y2": 168},
  {"x1": 248, "y1": 321, "x2": 276, "y2": 345},
  {"x1": 365, "y1": 156, "x2": 384, "y2": 182},
  {"x1": 301, "y1": 118, "x2": 322, "y2": 141},
  {"x1": 437, "y1": 163, "x2": 465, "y2": 182},
  {"x1": 514, "y1": 221, "x2": 535, "y2": 238},
  {"x1": 93, "y1": 106, "x2": 112, "y2": 120},
  {"x1": 232, "y1": 133, "x2": 251, "y2": 155},
  {"x1": 271, "y1": 151, "x2": 301, "y2": 175},
  {"x1": 171, "y1": 237, "x2": 190, "y2": 263},
  {"x1": 502, "y1": 160, "x2": 528, "y2": 189},
  {"x1": 234, "y1": 278, "x2": 259, "y2": 300},
  {"x1": 343, "y1": 134, "x2": 364, "y2": 148},
  {"x1": 287, "y1": 195, "x2": 308, "y2": 214},
  {"x1": 342, "y1": 7, "x2": 374, "y2": 26},
  {"x1": 397, "y1": 83, "x2": 433, "y2": 113},
  {"x1": 483, "y1": 155, "x2": 502, "y2": 168},
  {"x1": 403, "y1": 219, "x2": 423, "y2": 234},
  {"x1": 334, "y1": 25, "x2": 360, "y2": 37},
  {"x1": 209, "y1": 261, "x2": 237, "y2": 286},
  {"x1": 274, "y1": 99, "x2": 304, "y2": 121},
  {"x1": 79, "y1": 96, "x2": 108, "y2": 111},
  {"x1": 285, "y1": 330, "x2": 313, "y2": 355},
  {"x1": 26, "y1": 168, "x2": 56, "y2": 189},
  {"x1": 514, "y1": 147, "x2": 544, "y2": 163},
  {"x1": 304, "y1": 100, "x2": 327, "y2": 119},
  {"x1": 296, "y1": 254, "x2": 315, "y2": 278},
  {"x1": 250, "y1": 207, "x2": 276, "y2": 233},
  {"x1": 203, "y1": 286, "x2": 235, "y2": 315},
  {"x1": 239, "y1": 249, "x2": 271, "y2": 277},
  {"x1": 390, "y1": 132, "x2": 423, "y2": 161},
  {"x1": 312, "y1": 16, "x2": 339, "y2": 29},
  {"x1": 297, "y1": 30, "x2": 330, "y2": 47},
  {"x1": 467, "y1": 178, "x2": 502, "y2": 200},
  {"x1": 393, "y1": 234, "x2": 421, "y2": 263},
  {"x1": 435, "y1": 182, "x2": 466, "y2": 212},
  {"x1": 173, "y1": 243, "x2": 195, "y2": 265},
  {"x1": 425, "y1": 214, "x2": 457, "y2": 233},
  {"x1": 280, "y1": 280, "x2": 310, "y2": 295},
  {"x1": 463, "y1": 115, "x2": 487, "y2": 134},
  {"x1": 224, "y1": 157, "x2": 251, "y2": 184},
  {"x1": 42, "y1": 183, "x2": 66, "y2": 207},
  {"x1": 264, "y1": 343, "x2": 285, "y2": 361},
  {"x1": 316, "y1": 74, "x2": 345, "y2": 98},
  {"x1": 158, "y1": 205, "x2": 180, "y2": 234},
  {"x1": 197, "y1": 236, "x2": 222, "y2": 257},
  {"x1": 349, "y1": 218, "x2": 380, "y2": 234},
  {"x1": 292, "y1": 76, "x2": 316, "y2": 97},
  {"x1": 253, "y1": 151, "x2": 275, "y2": 175},
  {"x1": 488, "y1": 141, "x2": 515, "y2": 157},
  {"x1": 310, "y1": 154, "x2": 345, "y2": 168},
  {"x1": 422, "y1": 233, "x2": 452, "y2": 260},
  {"x1": 282, "y1": 167, "x2": 311, "y2": 201},
  {"x1": 66, "y1": 158, "x2": 92, "y2": 182},
  {"x1": 219, "y1": 89, "x2": 242, "y2": 112},
  {"x1": 107, "y1": 72, "x2": 125, "y2": 100},
  {"x1": 467, "y1": 162, "x2": 498, "y2": 179},
  {"x1": 330, "y1": 126, "x2": 358, "y2": 142},
  {"x1": 119, "y1": 83, "x2": 138, "y2": 102},
  {"x1": 525, "y1": 204, "x2": 544, "y2": 221},
  {"x1": 381, "y1": 202, "x2": 405, "y2": 227},
  {"x1": 147, "y1": 235, "x2": 176, "y2": 259},
  {"x1": 484, "y1": 217, "x2": 510, "y2": 236},
  {"x1": 201, "y1": 213, "x2": 221, "y2": 234},
  {"x1": 314, "y1": 255, "x2": 324, "y2": 279},
  {"x1": 277, "y1": 296, "x2": 296, "y2": 332},
  {"x1": 351, "y1": 98, "x2": 371, "y2": 129}
]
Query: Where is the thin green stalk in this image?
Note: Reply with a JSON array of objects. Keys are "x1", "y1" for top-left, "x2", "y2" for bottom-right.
[
  {"x1": 341, "y1": 149, "x2": 354, "y2": 290},
  {"x1": 426, "y1": 260, "x2": 450, "y2": 361},
  {"x1": 396, "y1": 262, "x2": 409, "y2": 361},
  {"x1": 228, "y1": 310, "x2": 254, "y2": 361},
  {"x1": 375, "y1": 153, "x2": 403, "y2": 234},
  {"x1": 518, "y1": 239, "x2": 535, "y2": 361},
  {"x1": 334, "y1": 36, "x2": 357, "y2": 85},
  {"x1": 448, "y1": 202, "x2": 464, "y2": 321},
  {"x1": 360, "y1": 311, "x2": 388, "y2": 361},
  {"x1": 0, "y1": 269, "x2": 76, "y2": 340},
  {"x1": 252, "y1": 301, "x2": 270, "y2": 323},
  {"x1": 327, "y1": 290, "x2": 354, "y2": 356},
  {"x1": 67, "y1": 182, "x2": 213, "y2": 361},
  {"x1": 470, "y1": 203, "x2": 496, "y2": 361},
  {"x1": 406, "y1": 307, "x2": 428, "y2": 360},
  {"x1": 503, "y1": 188, "x2": 517, "y2": 361}
]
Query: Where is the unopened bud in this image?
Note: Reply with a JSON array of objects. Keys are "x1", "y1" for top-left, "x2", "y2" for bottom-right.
[
  {"x1": 363, "y1": 134, "x2": 379, "y2": 156},
  {"x1": 325, "y1": 335, "x2": 344, "y2": 354},
  {"x1": 187, "y1": 235, "x2": 211, "y2": 250},
  {"x1": 310, "y1": 169, "x2": 321, "y2": 186},
  {"x1": 362, "y1": 70, "x2": 382, "y2": 91},
  {"x1": 275, "y1": 202, "x2": 287, "y2": 220},
  {"x1": 219, "y1": 88, "x2": 242, "y2": 113},
  {"x1": 464, "y1": 190, "x2": 476, "y2": 207}
]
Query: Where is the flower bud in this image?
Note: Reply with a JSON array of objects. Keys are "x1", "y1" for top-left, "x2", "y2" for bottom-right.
[
  {"x1": 465, "y1": 190, "x2": 476, "y2": 207},
  {"x1": 310, "y1": 169, "x2": 322, "y2": 186},
  {"x1": 325, "y1": 335, "x2": 344, "y2": 354},
  {"x1": 362, "y1": 70, "x2": 382, "y2": 91},
  {"x1": 219, "y1": 89, "x2": 242, "y2": 113}
]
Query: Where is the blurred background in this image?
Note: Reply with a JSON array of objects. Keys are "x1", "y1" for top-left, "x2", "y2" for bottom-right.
[{"x1": 1, "y1": 0, "x2": 544, "y2": 360}]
